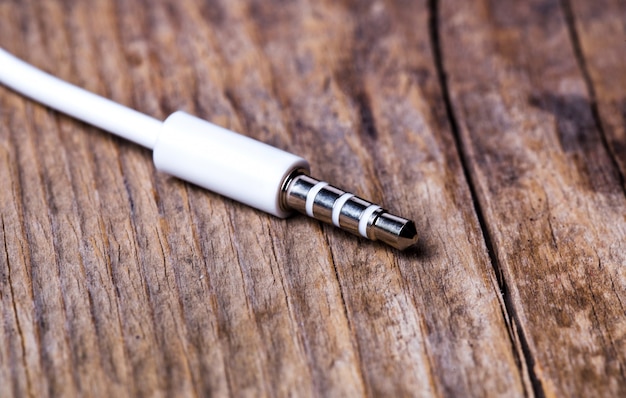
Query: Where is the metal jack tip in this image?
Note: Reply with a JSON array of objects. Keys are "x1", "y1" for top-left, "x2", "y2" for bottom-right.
[{"x1": 281, "y1": 170, "x2": 418, "y2": 250}]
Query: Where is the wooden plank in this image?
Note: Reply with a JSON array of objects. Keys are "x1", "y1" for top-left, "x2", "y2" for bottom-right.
[
  {"x1": 439, "y1": 0, "x2": 626, "y2": 396},
  {"x1": 0, "y1": 0, "x2": 557, "y2": 396},
  {"x1": 566, "y1": 0, "x2": 626, "y2": 188}
]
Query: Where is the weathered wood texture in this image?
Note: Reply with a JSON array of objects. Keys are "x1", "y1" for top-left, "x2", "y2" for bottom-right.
[
  {"x1": 0, "y1": 0, "x2": 623, "y2": 397},
  {"x1": 440, "y1": 0, "x2": 626, "y2": 396}
]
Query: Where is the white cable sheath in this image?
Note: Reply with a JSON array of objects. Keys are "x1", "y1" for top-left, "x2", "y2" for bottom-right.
[
  {"x1": 0, "y1": 48, "x2": 161, "y2": 149},
  {"x1": 154, "y1": 112, "x2": 309, "y2": 217},
  {"x1": 0, "y1": 48, "x2": 310, "y2": 217}
]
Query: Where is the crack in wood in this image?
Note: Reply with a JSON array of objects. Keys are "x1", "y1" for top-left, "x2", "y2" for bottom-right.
[
  {"x1": 559, "y1": 0, "x2": 626, "y2": 197},
  {"x1": 428, "y1": 0, "x2": 542, "y2": 396}
]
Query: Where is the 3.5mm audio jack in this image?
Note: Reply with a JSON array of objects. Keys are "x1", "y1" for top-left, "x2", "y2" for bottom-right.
[
  {"x1": 282, "y1": 171, "x2": 418, "y2": 250},
  {"x1": 0, "y1": 48, "x2": 418, "y2": 251}
]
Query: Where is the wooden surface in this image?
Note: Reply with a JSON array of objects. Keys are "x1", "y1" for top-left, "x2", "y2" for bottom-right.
[{"x1": 0, "y1": 0, "x2": 624, "y2": 396}]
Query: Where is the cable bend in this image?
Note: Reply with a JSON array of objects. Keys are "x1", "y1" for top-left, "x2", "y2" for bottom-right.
[{"x1": 0, "y1": 48, "x2": 161, "y2": 149}]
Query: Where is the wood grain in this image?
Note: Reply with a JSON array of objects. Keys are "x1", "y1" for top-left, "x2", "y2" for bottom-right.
[
  {"x1": 0, "y1": 0, "x2": 624, "y2": 397},
  {"x1": 566, "y1": 0, "x2": 626, "y2": 188},
  {"x1": 439, "y1": 0, "x2": 626, "y2": 395}
]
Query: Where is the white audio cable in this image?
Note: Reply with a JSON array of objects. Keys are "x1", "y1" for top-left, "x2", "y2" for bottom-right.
[{"x1": 0, "y1": 48, "x2": 418, "y2": 250}]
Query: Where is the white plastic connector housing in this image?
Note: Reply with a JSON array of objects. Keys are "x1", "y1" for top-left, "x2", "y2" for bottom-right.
[{"x1": 153, "y1": 111, "x2": 309, "y2": 218}]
